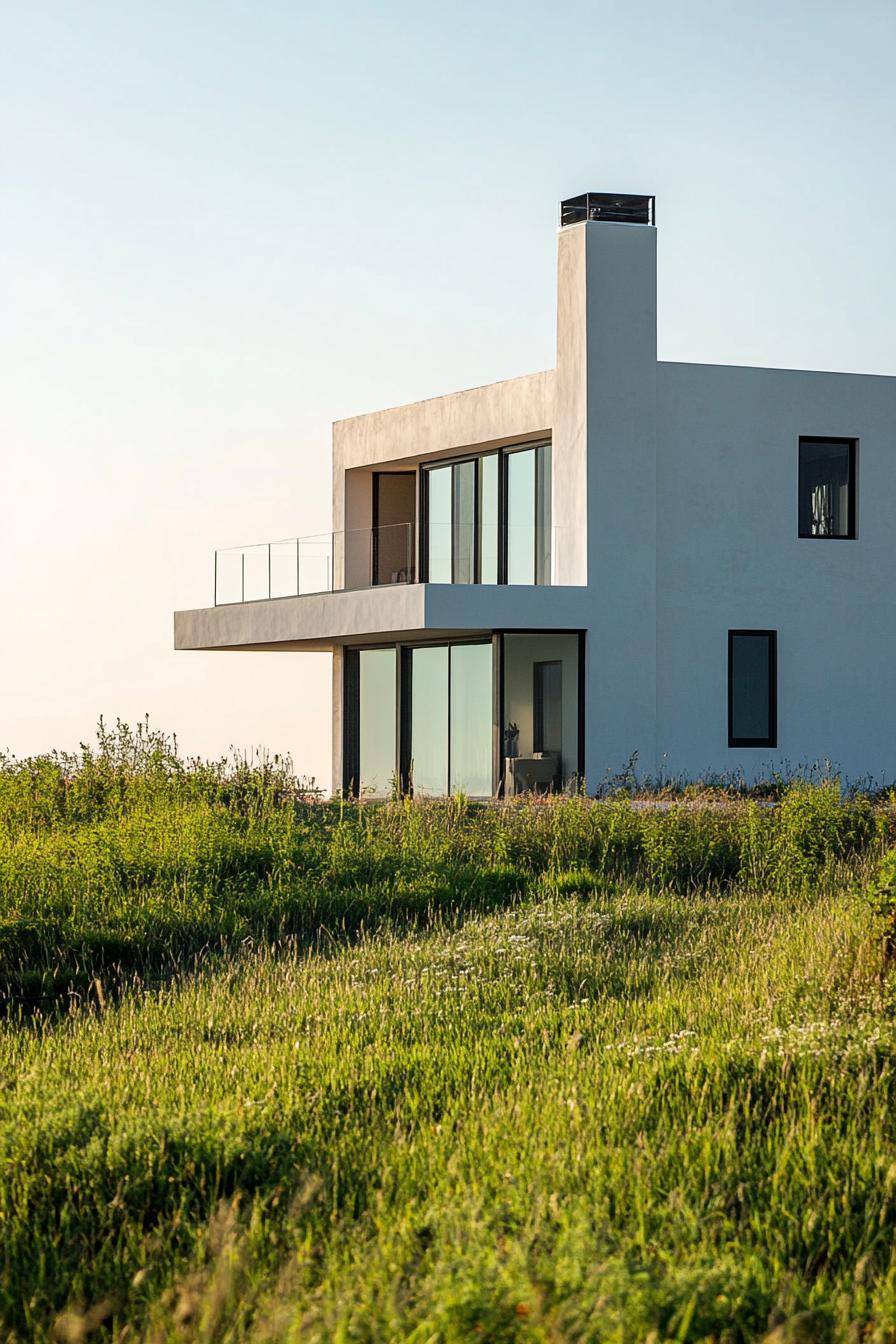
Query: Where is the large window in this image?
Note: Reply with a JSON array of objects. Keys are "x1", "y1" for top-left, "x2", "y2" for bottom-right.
[
  {"x1": 728, "y1": 630, "x2": 777, "y2": 749},
  {"x1": 423, "y1": 460, "x2": 481, "y2": 585},
  {"x1": 409, "y1": 642, "x2": 493, "y2": 797},
  {"x1": 798, "y1": 438, "x2": 856, "y2": 539},
  {"x1": 345, "y1": 632, "x2": 583, "y2": 798},
  {"x1": 422, "y1": 442, "x2": 551, "y2": 586}
]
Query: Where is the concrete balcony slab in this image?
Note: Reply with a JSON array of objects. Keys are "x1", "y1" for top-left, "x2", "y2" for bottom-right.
[{"x1": 174, "y1": 581, "x2": 589, "y2": 652}]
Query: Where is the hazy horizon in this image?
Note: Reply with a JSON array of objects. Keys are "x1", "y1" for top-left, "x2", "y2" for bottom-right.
[{"x1": 3, "y1": 0, "x2": 895, "y2": 785}]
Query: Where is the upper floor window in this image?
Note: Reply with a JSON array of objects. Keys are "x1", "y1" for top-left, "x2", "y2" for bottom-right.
[
  {"x1": 798, "y1": 438, "x2": 856, "y2": 539},
  {"x1": 422, "y1": 442, "x2": 552, "y2": 585}
]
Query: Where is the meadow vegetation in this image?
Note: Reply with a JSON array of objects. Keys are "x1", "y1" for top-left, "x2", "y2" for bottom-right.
[{"x1": 1, "y1": 722, "x2": 895, "y2": 1341}]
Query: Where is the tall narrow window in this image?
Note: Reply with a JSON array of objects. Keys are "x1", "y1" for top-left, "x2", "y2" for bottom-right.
[
  {"x1": 479, "y1": 454, "x2": 499, "y2": 584},
  {"x1": 423, "y1": 442, "x2": 551, "y2": 586},
  {"x1": 453, "y1": 459, "x2": 476, "y2": 584},
  {"x1": 506, "y1": 448, "x2": 536, "y2": 584},
  {"x1": 358, "y1": 649, "x2": 396, "y2": 793},
  {"x1": 506, "y1": 443, "x2": 552, "y2": 584},
  {"x1": 410, "y1": 646, "x2": 449, "y2": 795},
  {"x1": 798, "y1": 439, "x2": 856, "y2": 538},
  {"x1": 449, "y1": 643, "x2": 493, "y2": 796},
  {"x1": 728, "y1": 630, "x2": 777, "y2": 748},
  {"x1": 427, "y1": 466, "x2": 452, "y2": 581},
  {"x1": 536, "y1": 443, "x2": 553, "y2": 584}
]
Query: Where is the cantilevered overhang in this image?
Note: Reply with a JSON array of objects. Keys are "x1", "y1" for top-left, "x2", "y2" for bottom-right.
[{"x1": 174, "y1": 582, "x2": 589, "y2": 652}]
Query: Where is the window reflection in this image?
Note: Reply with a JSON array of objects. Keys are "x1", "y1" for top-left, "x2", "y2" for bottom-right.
[
  {"x1": 453, "y1": 460, "x2": 476, "y2": 584},
  {"x1": 479, "y1": 454, "x2": 498, "y2": 583},
  {"x1": 410, "y1": 646, "x2": 449, "y2": 794},
  {"x1": 449, "y1": 643, "x2": 493, "y2": 796},
  {"x1": 424, "y1": 442, "x2": 551, "y2": 586},
  {"x1": 427, "y1": 466, "x2": 452, "y2": 581},
  {"x1": 410, "y1": 642, "x2": 493, "y2": 796},
  {"x1": 359, "y1": 649, "x2": 396, "y2": 794},
  {"x1": 798, "y1": 440, "x2": 855, "y2": 538}
]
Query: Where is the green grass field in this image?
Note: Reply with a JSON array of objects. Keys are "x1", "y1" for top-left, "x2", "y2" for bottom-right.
[{"x1": 2, "y1": 724, "x2": 896, "y2": 1342}]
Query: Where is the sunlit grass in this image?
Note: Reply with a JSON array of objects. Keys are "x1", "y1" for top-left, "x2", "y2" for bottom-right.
[{"x1": 0, "y1": 724, "x2": 894, "y2": 1339}]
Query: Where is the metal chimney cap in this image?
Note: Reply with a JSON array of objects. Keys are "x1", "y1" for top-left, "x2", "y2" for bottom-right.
[{"x1": 560, "y1": 193, "x2": 655, "y2": 227}]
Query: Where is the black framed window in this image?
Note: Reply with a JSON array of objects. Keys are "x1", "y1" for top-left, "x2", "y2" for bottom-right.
[
  {"x1": 407, "y1": 641, "x2": 493, "y2": 796},
  {"x1": 421, "y1": 441, "x2": 551, "y2": 586},
  {"x1": 505, "y1": 442, "x2": 552, "y2": 584},
  {"x1": 345, "y1": 631, "x2": 584, "y2": 798},
  {"x1": 798, "y1": 438, "x2": 856, "y2": 539},
  {"x1": 342, "y1": 647, "x2": 399, "y2": 796},
  {"x1": 728, "y1": 630, "x2": 777, "y2": 748}
]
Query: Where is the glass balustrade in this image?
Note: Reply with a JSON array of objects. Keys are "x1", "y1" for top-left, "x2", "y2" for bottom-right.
[
  {"x1": 213, "y1": 523, "x2": 416, "y2": 605},
  {"x1": 212, "y1": 521, "x2": 567, "y2": 604}
]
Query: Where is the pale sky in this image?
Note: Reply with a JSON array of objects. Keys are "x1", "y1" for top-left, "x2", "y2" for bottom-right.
[{"x1": 3, "y1": 0, "x2": 895, "y2": 786}]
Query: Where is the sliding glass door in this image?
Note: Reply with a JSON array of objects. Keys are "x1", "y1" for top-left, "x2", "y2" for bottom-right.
[
  {"x1": 409, "y1": 641, "x2": 493, "y2": 797},
  {"x1": 346, "y1": 632, "x2": 582, "y2": 799},
  {"x1": 357, "y1": 649, "x2": 396, "y2": 794},
  {"x1": 409, "y1": 646, "x2": 449, "y2": 794},
  {"x1": 448, "y1": 643, "x2": 493, "y2": 795},
  {"x1": 423, "y1": 442, "x2": 551, "y2": 586}
]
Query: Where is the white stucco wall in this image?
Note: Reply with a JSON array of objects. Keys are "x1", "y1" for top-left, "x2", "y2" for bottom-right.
[{"x1": 655, "y1": 361, "x2": 896, "y2": 784}]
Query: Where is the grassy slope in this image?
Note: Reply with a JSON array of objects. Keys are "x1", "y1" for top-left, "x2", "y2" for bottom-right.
[
  {"x1": 1, "y1": 730, "x2": 895, "y2": 1340},
  {"x1": 3, "y1": 870, "x2": 896, "y2": 1341}
]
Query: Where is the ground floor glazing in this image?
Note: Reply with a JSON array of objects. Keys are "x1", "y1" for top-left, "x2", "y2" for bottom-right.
[{"x1": 343, "y1": 631, "x2": 584, "y2": 798}]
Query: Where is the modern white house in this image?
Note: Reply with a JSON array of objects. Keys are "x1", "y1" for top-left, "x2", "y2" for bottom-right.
[{"x1": 175, "y1": 192, "x2": 896, "y2": 793}]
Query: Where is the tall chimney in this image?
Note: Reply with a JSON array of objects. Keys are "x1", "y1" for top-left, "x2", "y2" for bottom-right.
[{"x1": 553, "y1": 191, "x2": 658, "y2": 777}]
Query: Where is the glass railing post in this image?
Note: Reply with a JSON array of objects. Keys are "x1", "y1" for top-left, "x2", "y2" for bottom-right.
[
  {"x1": 295, "y1": 539, "x2": 300, "y2": 597},
  {"x1": 214, "y1": 551, "x2": 218, "y2": 606},
  {"x1": 241, "y1": 552, "x2": 245, "y2": 603}
]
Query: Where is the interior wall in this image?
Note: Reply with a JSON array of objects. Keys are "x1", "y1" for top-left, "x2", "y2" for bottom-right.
[
  {"x1": 503, "y1": 633, "x2": 579, "y2": 784},
  {"x1": 375, "y1": 472, "x2": 417, "y2": 583},
  {"x1": 342, "y1": 469, "x2": 373, "y2": 590}
]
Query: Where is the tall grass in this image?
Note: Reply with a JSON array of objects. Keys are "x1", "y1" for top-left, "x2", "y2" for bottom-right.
[
  {"x1": 0, "y1": 724, "x2": 895, "y2": 1339},
  {"x1": 0, "y1": 722, "x2": 890, "y2": 1007}
]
